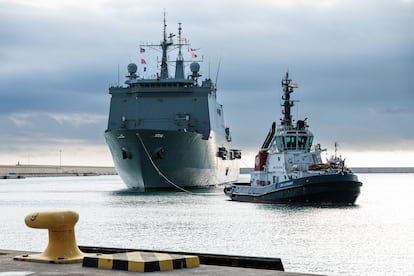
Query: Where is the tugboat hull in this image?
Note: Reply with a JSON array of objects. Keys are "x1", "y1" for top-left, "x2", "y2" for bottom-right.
[{"x1": 225, "y1": 174, "x2": 362, "y2": 205}]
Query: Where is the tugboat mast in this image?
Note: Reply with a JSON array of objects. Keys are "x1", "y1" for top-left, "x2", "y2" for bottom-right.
[{"x1": 281, "y1": 72, "x2": 295, "y2": 127}]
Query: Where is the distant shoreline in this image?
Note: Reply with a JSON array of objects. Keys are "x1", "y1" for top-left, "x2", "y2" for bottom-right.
[
  {"x1": 240, "y1": 167, "x2": 414, "y2": 174},
  {"x1": 1, "y1": 164, "x2": 413, "y2": 179},
  {"x1": 350, "y1": 167, "x2": 414, "y2": 173},
  {"x1": 0, "y1": 164, "x2": 117, "y2": 179}
]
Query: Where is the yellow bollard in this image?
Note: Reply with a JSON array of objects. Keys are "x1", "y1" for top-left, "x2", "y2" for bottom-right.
[{"x1": 14, "y1": 210, "x2": 85, "y2": 264}]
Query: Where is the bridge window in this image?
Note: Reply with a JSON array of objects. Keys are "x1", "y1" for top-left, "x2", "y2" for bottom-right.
[
  {"x1": 275, "y1": 136, "x2": 284, "y2": 152},
  {"x1": 285, "y1": 136, "x2": 296, "y2": 150},
  {"x1": 298, "y1": 136, "x2": 307, "y2": 150},
  {"x1": 307, "y1": 136, "x2": 314, "y2": 149}
]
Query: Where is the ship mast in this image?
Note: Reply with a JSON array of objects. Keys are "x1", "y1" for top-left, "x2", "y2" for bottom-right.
[
  {"x1": 160, "y1": 11, "x2": 174, "y2": 79},
  {"x1": 174, "y1": 22, "x2": 185, "y2": 79},
  {"x1": 140, "y1": 12, "x2": 189, "y2": 80},
  {"x1": 281, "y1": 72, "x2": 295, "y2": 127}
]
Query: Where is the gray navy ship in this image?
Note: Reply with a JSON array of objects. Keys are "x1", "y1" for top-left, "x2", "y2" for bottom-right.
[{"x1": 104, "y1": 17, "x2": 241, "y2": 191}]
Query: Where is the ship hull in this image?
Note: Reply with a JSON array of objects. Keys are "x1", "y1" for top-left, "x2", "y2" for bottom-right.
[
  {"x1": 225, "y1": 173, "x2": 362, "y2": 205},
  {"x1": 105, "y1": 129, "x2": 239, "y2": 191}
]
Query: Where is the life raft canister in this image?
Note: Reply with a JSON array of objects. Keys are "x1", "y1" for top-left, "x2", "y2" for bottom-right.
[{"x1": 254, "y1": 151, "x2": 268, "y2": 171}]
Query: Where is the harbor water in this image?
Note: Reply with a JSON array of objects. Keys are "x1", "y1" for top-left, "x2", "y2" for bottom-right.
[{"x1": 1, "y1": 173, "x2": 413, "y2": 275}]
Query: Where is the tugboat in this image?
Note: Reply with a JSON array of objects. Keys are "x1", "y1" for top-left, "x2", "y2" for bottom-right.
[
  {"x1": 104, "y1": 14, "x2": 241, "y2": 191},
  {"x1": 224, "y1": 73, "x2": 362, "y2": 205}
]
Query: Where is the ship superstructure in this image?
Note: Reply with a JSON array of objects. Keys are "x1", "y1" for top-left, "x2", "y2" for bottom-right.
[{"x1": 105, "y1": 16, "x2": 241, "y2": 190}]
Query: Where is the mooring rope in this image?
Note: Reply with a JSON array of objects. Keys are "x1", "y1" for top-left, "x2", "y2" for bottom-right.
[{"x1": 136, "y1": 133, "x2": 222, "y2": 196}]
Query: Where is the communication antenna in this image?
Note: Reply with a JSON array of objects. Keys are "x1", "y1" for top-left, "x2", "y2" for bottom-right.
[
  {"x1": 215, "y1": 57, "x2": 221, "y2": 86},
  {"x1": 117, "y1": 64, "x2": 120, "y2": 86}
]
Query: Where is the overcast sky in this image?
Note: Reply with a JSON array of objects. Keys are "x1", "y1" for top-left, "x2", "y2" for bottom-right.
[{"x1": 0, "y1": 0, "x2": 413, "y2": 167}]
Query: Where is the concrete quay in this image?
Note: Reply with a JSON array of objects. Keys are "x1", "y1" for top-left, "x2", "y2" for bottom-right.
[
  {"x1": 1, "y1": 249, "x2": 321, "y2": 276},
  {"x1": 2, "y1": 165, "x2": 412, "y2": 179},
  {"x1": 0, "y1": 164, "x2": 117, "y2": 179},
  {"x1": 240, "y1": 167, "x2": 414, "y2": 174}
]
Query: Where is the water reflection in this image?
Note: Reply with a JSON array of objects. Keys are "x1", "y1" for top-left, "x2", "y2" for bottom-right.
[{"x1": 1, "y1": 174, "x2": 413, "y2": 275}]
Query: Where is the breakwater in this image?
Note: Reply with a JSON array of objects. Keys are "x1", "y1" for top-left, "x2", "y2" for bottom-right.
[
  {"x1": 351, "y1": 167, "x2": 414, "y2": 173},
  {"x1": 2, "y1": 165, "x2": 413, "y2": 179},
  {"x1": 240, "y1": 167, "x2": 414, "y2": 174},
  {"x1": 0, "y1": 164, "x2": 117, "y2": 179}
]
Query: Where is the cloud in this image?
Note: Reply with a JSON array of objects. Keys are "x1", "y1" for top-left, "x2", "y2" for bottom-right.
[
  {"x1": 8, "y1": 112, "x2": 106, "y2": 128},
  {"x1": 0, "y1": 0, "x2": 413, "y2": 166},
  {"x1": 8, "y1": 113, "x2": 33, "y2": 128},
  {"x1": 0, "y1": 111, "x2": 110, "y2": 165},
  {"x1": 47, "y1": 113, "x2": 107, "y2": 127},
  {"x1": 1, "y1": 112, "x2": 107, "y2": 159}
]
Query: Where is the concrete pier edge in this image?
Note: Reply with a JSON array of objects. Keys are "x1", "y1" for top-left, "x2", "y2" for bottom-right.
[
  {"x1": 0, "y1": 249, "x2": 322, "y2": 275},
  {"x1": 79, "y1": 245, "x2": 285, "y2": 271}
]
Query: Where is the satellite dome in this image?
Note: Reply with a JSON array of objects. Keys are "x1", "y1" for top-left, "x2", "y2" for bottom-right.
[
  {"x1": 127, "y1": 63, "x2": 137, "y2": 74},
  {"x1": 190, "y1": 62, "x2": 200, "y2": 74}
]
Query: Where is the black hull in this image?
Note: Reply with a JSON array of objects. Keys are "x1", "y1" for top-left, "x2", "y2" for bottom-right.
[{"x1": 225, "y1": 173, "x2": 362, "y2": 205}]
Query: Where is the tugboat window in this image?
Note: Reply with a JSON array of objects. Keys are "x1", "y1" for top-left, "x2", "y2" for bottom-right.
[
  {"x1": 275, "y1": 136, "x2": 284, "y2": 151},
  {"x1": 298, "y1": 136, "x2": 307, "y2": 150},
  {"x1": 307, "y1": 136, "x2": 314, "y2": 149},
  {"x1": 285, "y1": 136, "x2": 296, "y2": 150}
]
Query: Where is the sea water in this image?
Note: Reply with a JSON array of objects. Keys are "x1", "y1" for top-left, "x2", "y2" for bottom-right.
[{"x1": 0, "y1": 173, "x2": 413, "y2": 275}]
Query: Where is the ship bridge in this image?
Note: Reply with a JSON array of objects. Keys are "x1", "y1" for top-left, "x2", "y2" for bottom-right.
[{"x1": 274, "y1": 122, "x2": 314, "y2": 152}]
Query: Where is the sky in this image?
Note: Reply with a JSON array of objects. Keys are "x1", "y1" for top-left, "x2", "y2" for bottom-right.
[{"x1": 0, "y1": 0, "x2": 413, "y2": 167}]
